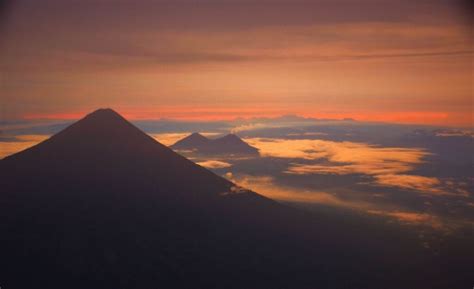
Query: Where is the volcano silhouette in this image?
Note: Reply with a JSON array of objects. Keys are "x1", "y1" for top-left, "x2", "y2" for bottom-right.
[
  {"x1": 1, "y1": 109, "x2": 240, "y2": 199},
  {"x1": 171, "y1": 132, "x2": 211, "y2": 151},
  {"x1": 172, "y1": 132, "x2": 259, "y2": 156},
  {"x1": 0, "y1": 109, "x2": 468, "y2": 289}
]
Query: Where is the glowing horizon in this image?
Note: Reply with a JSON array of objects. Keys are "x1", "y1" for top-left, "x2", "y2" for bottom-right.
[{"x1": 17, "y1": 106, "x2": 469, "y2": 127}]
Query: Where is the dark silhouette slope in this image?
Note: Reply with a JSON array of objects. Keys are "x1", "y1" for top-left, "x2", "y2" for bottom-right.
[
  {"x1": 172, "y1": 132, "x2": 259, "y2": 156},
  {"x1": 0, "y1": 109, "x2": 469, "y2": 289}
]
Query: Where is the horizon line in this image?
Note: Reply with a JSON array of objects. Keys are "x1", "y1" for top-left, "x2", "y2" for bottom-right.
[{"x1": 3, "y1": 109, "x2": 471, "y2": 128}]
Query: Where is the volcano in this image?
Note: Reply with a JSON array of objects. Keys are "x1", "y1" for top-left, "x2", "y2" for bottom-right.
[
  {"x1": 0, "y1": 109, "x2": 467, "y2": 289},
  {"x1": 171, "y1": 132, "x2": 210, "y2": 151},
  {"x1": 171, "y1": 133, "x2": 259, "y2": 156}
]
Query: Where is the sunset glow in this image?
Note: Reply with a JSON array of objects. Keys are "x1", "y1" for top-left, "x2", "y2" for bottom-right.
[
  {"x1": 20, "y1": 107, "x2": 468, "y2": 126},
  {"x1": 1, "y1": 1, "x2": 472, "y2": 126},
  {"x1": 1, "y1": 2, "x2": 473, "y2": 287}
]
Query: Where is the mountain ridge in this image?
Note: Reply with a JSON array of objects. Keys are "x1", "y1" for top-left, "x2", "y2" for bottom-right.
[{"x1": 171, "y1": 132, "x2": 259, "y2": 155}]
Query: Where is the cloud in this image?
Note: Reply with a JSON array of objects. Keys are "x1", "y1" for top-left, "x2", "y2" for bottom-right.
[
  {"x1": 367, "y1": 210, "x2": 444, "y2": 229},
  {"x1": 229, "y1": 116, "x2": 322, "y2": 134},
  {"x1": 226, "y1": 174, "x2": 370, "y2": 208},
  {"x1": 435, "y1": 128, "x2": 474, "y2": 138},
  {"x1": 0, "y1": 134, "x2": 48, "y2": 159},
  {"x1": 246, "y1": 137, "x2": 427, "y2": 163},
  {"x1": 225, "y1": 173, "x2": 450, "y2": 230},
  {"x1": 373, "y1": 174, "x2": 446, "y2": 195},
  {"x1": 245, "y1": 137, "x2": 460, "y2": 196},
  {"x1": 197, "y1": 160, "x2": 232, "y2": 169},
  {"x1": 245, "y1": 138, "x2": 328, "y2": 159},
  {"x1": 287, "y1": 132, "x2": 328, "y2": 137},
  {"x1": 230, "y1": 123, "x2": 277, "y2": 134},
  {"x1": 286, "y1": 163, "x2": 413, "y2": 176}
]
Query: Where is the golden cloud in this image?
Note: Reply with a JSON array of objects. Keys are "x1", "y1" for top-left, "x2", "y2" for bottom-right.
[
  {"x1": 367, "y1": 210, "x2": 444, "y2": 230},
  {"x1": 246, "y1": 138, "x2": 427, "y2": 163},
  {"x1": 197, "y1": 160, "x2": 232, "y2": 169},
  {"x1": 226, "y1": 174, "x2": 370, "y2": 208},
  {"x1": 226, "y1": 174, "x2": 450, "y2": 230},
  {"x1": 373, "y1": 174, "x2": 447, "y2": 195},
  {"x1": 0, "y1": 135, "x2": 49, "y2": 159},
  {"x1": 245, "y1": 137, "x2": 466, "y2": 196}
]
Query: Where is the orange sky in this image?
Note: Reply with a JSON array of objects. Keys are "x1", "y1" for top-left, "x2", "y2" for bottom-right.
[
  {"x1": 21, "y1": 106, "x2": 460, "y2": 126},
  {"x1": 1, "y1": 1, "x2": 472, "y2": 126}
]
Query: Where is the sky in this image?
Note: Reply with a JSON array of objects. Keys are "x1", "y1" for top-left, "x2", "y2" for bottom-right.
[{"x1": 0, "y1": 0, "x2": 472, "y2": 126}]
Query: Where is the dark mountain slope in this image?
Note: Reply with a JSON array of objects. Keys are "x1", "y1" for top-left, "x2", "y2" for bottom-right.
[
  {"x1": 0, "y1": 109, "x2": 468, "y2": 289},
  {"x1": 1, "y1": 109, "x2": 234, "y2": 200}
]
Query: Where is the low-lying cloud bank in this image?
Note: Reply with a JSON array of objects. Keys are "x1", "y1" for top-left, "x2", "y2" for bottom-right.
[
  {"x1": 245, "y1": 137, "x2": 469, "y2": 197},
  {"x1": 225, "y1": 173, "x2": 451, "y2": 230},
  {"x1": 0, "y1": 135, "x2": 49, "y2": 159},
  {"x1": 197, "y1": 160, "x2": 232, "y2": 169}
]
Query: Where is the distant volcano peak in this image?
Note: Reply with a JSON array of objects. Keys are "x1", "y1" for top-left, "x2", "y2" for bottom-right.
[
  {"x1": 189, "y1": 132, "x2": 209, "y2": 139},
  {"x1": 219, "y1": 133, "x2": 242, "y2": 141},
  {"x1": 172, "y1": 132, "x2": 210, "y2": 150},
  {"x1": 172, "y1": 132, "x2": 259, "y2": 156}
]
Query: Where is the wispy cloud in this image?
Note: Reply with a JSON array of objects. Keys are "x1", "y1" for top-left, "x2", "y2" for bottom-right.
[
  {"x1": 225, "y1": 174, "x2": 370, "y2": 208},
  {"x1": 197, "y1": 160, "x2": 232, "y2": 169},
  {"x1": 435, "y1": 128, "x2": 474, "y2": 138},
  {"x1": 245, "y1": 137, "x2": 466, "y2": 196},
  {"x1": 225, "y1": 173, "x2": 450, "y2": 230},
  {"x1": 246, "y1": 137, "x2": 427, "y2": 163},
  {"x1": 230, "y1": 123, "x2": 277, "y2": 134},
  {"x1": 367, "y1": 210, "x2": 444, "y2": 230},
  {"x1": 373, "y1": 174, "x2": 446, "y2": 195},
  {"x1": 286, "y1": 163, "x2": 414, "y2": 176}
]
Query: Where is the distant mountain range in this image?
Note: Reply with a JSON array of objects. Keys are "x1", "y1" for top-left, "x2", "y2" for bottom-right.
[
  {"x1": 0, "y1": 109, "x2": 469, "y2": 289},
  {"x1": 171, "y1": 132, "x2": 259, "y2": 156}
]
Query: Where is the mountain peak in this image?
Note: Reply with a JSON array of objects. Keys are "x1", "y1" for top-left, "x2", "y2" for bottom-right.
[
  {"x1": 221, "y1": 133, "x2": 240, "y2": 140},
  {"x1": 50, "y1": 108, "x2": 143, "y2": 142},
  {"x1": 215, "y1": 133, "x2": 246, "y2": 144},
  {"x1": 87, "y1": 108, "x2": 122, "y2": 118},
  {"x1": 80, "y1": 108, "x2": 127, "y2": 124},
  {"x1": 189, "y1": 132, "x2": 208, "y2": 139},
  {"x1": 172, "y1": 132, "x2": 259, "y2": 156},
  {"x1": 171, "y1": 132, "x2": 210, "y2": 150},
  {"x1": 2, "y1": 108, "x2": 164, "y2": 162}
]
